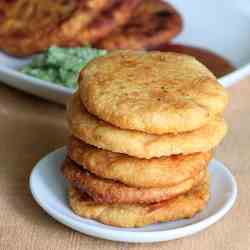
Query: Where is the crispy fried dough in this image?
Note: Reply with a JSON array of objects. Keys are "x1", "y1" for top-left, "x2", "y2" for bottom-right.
[
  {"x1": 62, "y1": 158, "x2": 206, "y2": 204},
  {"x1": 84, "y1": 0, "x2": 142, "y2": 45},
  {"x1": 69, "y1": 179, "x2": 210, "y2": 227},
  {"x1": 0, "y1": 0, "x2": 141, "y2": 56},
  {"x1": 68, "y1": 136, "x2": 212, "y2": 188},
  {"x1": 79, "y1": 50, "x2": 229, "y2": 134},
  {"x1": 67, "y1": 93, "x2": 227, "y2": 159},
  {"x1": 0, "y1": 0, "x2": 77, "y2": 37},
  {"x1": 96, "y1": 0, "x2": 182, "y2": 50}
]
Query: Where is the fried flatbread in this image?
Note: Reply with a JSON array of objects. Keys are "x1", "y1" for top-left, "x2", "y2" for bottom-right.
[
  {"x1": 95, "y1": 0, "x2": 182, "y2": 50},
  {"x1": 62, "y1": 158, "x2": 206, "y2": 204},
  {"x1": 0, "y1": 0, "x2": 141, "y2": 56},
  {"x1": 79, "y1": 50, "x2": 229, "y2": 134},
  {"x1": 68, "y1": 136, "x2": 212, "y2": 188},
  {"x1": 69, "y1": 178, "x2": 210, "y2": 227},
  {"x1": 67, "y1": 93, "x2": 227, "y2": 159},
  {"x1": 0, "y1": 0, "x2": 75, "y2": 36}
]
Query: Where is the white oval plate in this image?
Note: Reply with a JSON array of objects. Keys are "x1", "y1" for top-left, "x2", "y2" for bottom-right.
[
  {"x1": 30, "y1": 147, "x2": 237, "y2": 243},
  {"x1": 1, "y1": 0, "x2": 250, "y2": 104}
]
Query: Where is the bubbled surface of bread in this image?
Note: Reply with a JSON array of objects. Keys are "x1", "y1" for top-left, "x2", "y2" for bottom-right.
[
  {"x1": 68, "y1": 136, "x2": 211, "y2": 188},
  {"x1": 79, "y1": 50, "x2": 228, "y2": 134},
  {"x1": 69, "y1": 178, "x2": 210, "y2": 227},
  {"x1": 62, "y1": 157, "x2": 206, "y2": 204}
]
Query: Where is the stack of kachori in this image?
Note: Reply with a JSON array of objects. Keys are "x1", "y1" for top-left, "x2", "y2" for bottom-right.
[{"x1": 62, "y1": 50, "x2": 228, "y2": 228}]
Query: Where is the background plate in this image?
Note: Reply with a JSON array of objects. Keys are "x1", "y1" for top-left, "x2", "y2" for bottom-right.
[
  {"x1": 1, "y1": 0, "x2": 250, "y2": 104},
  {"x1": 30, "y1": 147, "x2": 237, "y2": 243}
]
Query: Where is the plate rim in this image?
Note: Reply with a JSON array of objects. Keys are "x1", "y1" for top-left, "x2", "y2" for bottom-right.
[
  {"x1": 0, "y1": 65, "x2": 74, "y2": 95},
  {"x1": 29, "y1": 147, "x2": 237, "y2": 243}
]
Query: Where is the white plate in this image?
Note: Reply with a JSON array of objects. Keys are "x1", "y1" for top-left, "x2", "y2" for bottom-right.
[
  {"x1": 1, "y1": 0, "x2": 250, "y2": 105},
  {"x1": 30, "y1": 147, "x2": 237, "y2": 243}
]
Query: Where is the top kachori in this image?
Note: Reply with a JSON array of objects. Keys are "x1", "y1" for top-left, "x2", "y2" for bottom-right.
[{"x1": 79, "y1": 50, "x2": 228, "y2": 134}]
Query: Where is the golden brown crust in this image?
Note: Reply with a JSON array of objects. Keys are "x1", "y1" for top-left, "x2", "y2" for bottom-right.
[
  {"x1": 79, "y1": 50, "x2": 229, "y2": 134},
  {"x1": 68, "y1": 136, "x2": 212, "y2": 188},
  {"x1": 0, "y1": 0, "x2": 142, "y2": 56},
  {"x1": 96, "y1": 0, "x2": 183, "y2": 50},
  {"x1": 67, "y1": 93, "x2": 227, "y2": 159},
  {"x1": 0, "y1": 0, "x2": 78, "y2": 37},
  {"x1": 69, "y1": 179, "x2": 210, "y2": 227},
  {"x1": 62, "y1": 157, "x2": 207, "y2": 204}
]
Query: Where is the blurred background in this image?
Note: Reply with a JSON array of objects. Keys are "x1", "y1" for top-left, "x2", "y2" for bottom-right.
[{"x1": 1, "y1": 0, "x2": 250, "y2": 101}]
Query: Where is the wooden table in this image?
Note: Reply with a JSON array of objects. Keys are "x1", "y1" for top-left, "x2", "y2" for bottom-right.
[{"x1": 0, "y1": 79, "x2": 249, "y2": 250}]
